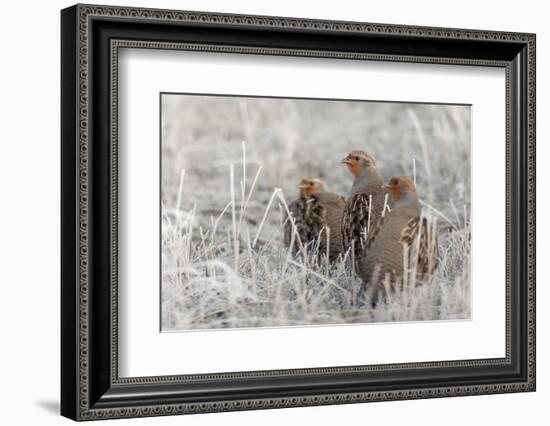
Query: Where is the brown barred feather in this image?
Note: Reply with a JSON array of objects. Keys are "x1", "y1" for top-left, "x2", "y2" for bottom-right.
[
  {"x1": 403, "y1": 215, "x2": 439, "y2": 279},
  {"x1": 341, "y1": 188, "x2": 388, "y2": 263},
  {"x1": 284, "y1": 192, "x2": 346, "y2": 261},
  {"x1": 362, "y1": 208, "x2": 439, "y2": 303}
]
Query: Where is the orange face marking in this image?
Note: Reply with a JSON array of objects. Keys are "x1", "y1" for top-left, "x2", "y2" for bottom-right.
[
  {"x1": 343, "y1": 151, "x2": 372, "y2": 177},
  {"x1": 387, "y1": 176, "x2": 416, "y2": 200},
  {"x1": 346, "y1": 160, "x2": 362, "y2": 177},
  {"x1": 388, "y1": 182, "x2": 401, "y2": 200},
  {"x1": 304, "y1": 186, "x2": 317, "y2": 196},
  {"x1": 298, "y1": 178, "x2": 323, "y2": 198},
  {"x1": 402, "y1": 178, "x2": 416, "y2": 194}
]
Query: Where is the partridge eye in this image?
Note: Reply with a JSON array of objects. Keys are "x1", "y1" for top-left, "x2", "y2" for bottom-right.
[{"x1": 355, "y1": 156, "x2": 359, "y2": 161}]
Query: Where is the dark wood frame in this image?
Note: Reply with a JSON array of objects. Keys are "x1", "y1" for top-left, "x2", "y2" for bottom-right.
[{"x1": 61, "y1": 3, "x2": 536, "y2": 421}]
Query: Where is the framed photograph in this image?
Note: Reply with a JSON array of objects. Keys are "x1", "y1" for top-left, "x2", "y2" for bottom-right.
[{"x1": 61, "y1": 4, "x2": 536, "y2": 421}]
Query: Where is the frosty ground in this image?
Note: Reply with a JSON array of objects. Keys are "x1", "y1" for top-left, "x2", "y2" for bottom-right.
[{"x1": 161, "y1": 95, "x2": 471, "y2": 331}]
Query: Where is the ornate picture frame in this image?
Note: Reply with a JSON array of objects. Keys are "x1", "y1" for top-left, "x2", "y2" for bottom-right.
[{"x1": 61, "y1": 4, "x2": 535, "y2": 421}]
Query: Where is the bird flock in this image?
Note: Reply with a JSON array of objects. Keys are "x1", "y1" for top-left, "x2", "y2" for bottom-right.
[{"x1": 284, "y1": 149, "x2": 439, "y2": 305}]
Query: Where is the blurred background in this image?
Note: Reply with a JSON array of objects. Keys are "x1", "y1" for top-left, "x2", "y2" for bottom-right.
[{"x1": 161, "y1": 94, "x2": 470, "y2": 237}]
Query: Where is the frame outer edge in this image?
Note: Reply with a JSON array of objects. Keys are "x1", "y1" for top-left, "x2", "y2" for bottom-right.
[
  {"x1": 527, "y1": 33, "x2": 536, "y2": 390},
  {"x1": 61, "y1": 4, "x2": 80, "y2": 422},
  {"x1": 67, "y1": 4, "x2": 536, "y2": 420},
  {"x1": 76, "y1": 2, "x2": 91, "y2": 420}
]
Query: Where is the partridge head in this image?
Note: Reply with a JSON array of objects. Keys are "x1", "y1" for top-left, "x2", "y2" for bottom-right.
[
  {"x1": 341, "y1": 150, "x2": 378, "y2": 178},
  {"x1": 386, "y1": 176, "x2": 420, "y2": 209},
  {"x1": 298, "y1": 178, "x2": 325, "y2": 199}
]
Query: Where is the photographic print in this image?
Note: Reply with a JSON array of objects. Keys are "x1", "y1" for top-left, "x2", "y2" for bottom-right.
[{"x1": 161, "y1": 94, "x2": 471, "y2": 331}]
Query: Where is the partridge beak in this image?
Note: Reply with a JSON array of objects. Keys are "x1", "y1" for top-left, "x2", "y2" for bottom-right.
[
  {"x1": 297, "y1": 184, "x2": 308, "y2": 189},
  {"x1": 341, "y1": 157, "x2": 351, "y2": 164}
]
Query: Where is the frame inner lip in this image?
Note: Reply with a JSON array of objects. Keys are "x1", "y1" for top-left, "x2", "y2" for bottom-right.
[{"x1": 110, "y1": 38, "x2": 512, "y2": 384}]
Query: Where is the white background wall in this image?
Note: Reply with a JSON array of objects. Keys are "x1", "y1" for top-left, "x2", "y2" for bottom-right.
[{"x1": 0, "y1": 0, "x2": 546, "y2": 424}]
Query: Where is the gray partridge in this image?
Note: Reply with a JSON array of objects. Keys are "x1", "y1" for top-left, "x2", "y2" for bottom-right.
[
  {"x1": 284, "y1": 178, "x2": 346, "y2": 261},
  {"x1": 341, "y1": 150, "x2": 389, "y2": 264},
  {"x1": 360, "y1": 176, "x2": 439, "y2": 303}
]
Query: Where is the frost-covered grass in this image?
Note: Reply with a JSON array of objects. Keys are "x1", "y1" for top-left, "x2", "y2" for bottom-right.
[{"x1": 161, "y1": 96, "x2": 471, "y2": 331}]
